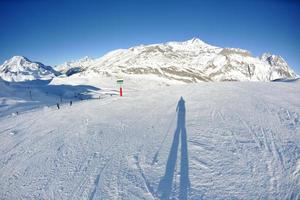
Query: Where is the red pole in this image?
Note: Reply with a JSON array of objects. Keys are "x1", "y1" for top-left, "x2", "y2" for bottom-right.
[{"x1": 120, "y1": 87, "x2": 123, "y2": 97}]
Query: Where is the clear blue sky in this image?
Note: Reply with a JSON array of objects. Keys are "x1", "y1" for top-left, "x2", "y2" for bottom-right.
[{"x1": 0, "y1": 0, "x2": 299, "y2": 73}]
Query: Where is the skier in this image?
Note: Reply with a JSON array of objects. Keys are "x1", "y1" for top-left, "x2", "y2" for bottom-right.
[
  {"x1": 29, "y1": 90, "x2": 32, "y2": 100},
  {"x1": 70, "y1": 101, "x2": 72, "y2": 106},
  {"x1": 56, "y1": 103, "x2": 60, "y2": 109}
]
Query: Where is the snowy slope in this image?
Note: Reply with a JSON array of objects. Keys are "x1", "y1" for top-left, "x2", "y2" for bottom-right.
[
  {"x1": 0, "y1": 76, "x2": 105, "y2": 117},
  {"x1": 0, "y1": 56, "x2": 59, "y2": 82},
  {"x1": 59, "y1": 38, "x2": 298, "y2": 83},
  {"x1": 0, "y1": 81, "x2": 299, "y2": 199}
]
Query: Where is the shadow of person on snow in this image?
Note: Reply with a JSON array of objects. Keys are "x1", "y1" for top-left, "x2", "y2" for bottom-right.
[{"x1": 157, "y1": 97, "x2": 190, "y2": 200}]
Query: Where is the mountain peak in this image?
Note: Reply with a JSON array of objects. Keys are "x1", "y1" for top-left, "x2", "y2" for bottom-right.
[
  {"x1": 80, "y1": 56, "x2": 93, "y2": 62},
  {"x1": 0, "y1": 56, "x2": 59, "y2": 82},
  {"x1": 166, "y1": 37, "x2": 209, "y2": 47},
  {"x1": 10, "y1": 55, "x2": 27, "y2": 60},
  {"x1": 260, "y1": 53, "x2": 287, "y2": 67},
  {"x1": 6, "y1": 55, "x2": 29, "y2": 63},
  {"x1": 185, "y1": 37, "x2": 207, "y2": 45}
]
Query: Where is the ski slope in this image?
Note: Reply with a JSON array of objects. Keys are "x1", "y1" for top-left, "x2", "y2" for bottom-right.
[{"x1": 0, "y1": 81, "x2": 300, "y2": 199}]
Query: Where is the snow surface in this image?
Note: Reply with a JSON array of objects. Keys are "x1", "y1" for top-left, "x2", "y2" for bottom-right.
[{"x1": 1, "y1": 79, "x2": 300, "y2": 199}]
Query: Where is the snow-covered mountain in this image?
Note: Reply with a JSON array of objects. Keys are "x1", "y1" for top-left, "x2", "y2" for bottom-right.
[
  {"x1": 62, "y1": 38, "x2": 297, "y2": 82},
  {"x1": 2, "y1": 38, "x2": 298, "y2": 83},
  {"x1": 55, "y1": 56, "x2": 95, "y2": 76},
  {"x1": 0, "y1": 56, "x2": 59, "y2": 82}
]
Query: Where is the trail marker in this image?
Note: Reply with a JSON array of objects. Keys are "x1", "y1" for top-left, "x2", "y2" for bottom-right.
[{"x1": 117, "y1": 79, "x2": 124, "y2": 96}]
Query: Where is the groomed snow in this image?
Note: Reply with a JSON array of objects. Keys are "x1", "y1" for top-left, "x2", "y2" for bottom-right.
[{"x1": 0, "y1": 80, "x2": 300, "y2": 199}]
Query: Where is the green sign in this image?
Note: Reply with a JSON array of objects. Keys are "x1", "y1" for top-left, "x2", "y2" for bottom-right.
[{"x1": 117, "y1": 79, "x2": 124, "y2": 84}]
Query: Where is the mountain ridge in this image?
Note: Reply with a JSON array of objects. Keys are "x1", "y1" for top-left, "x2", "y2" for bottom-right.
[
  {"x1": 1, "y1": 38, "x2": 298, "y2": 82},
  {"x1": 73, "y1": 38, "x2": 297, "y2": 82}
]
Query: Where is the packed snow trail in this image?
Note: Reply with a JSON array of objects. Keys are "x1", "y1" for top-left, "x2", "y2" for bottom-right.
[{"x1": 0, "y1": 81, "x2": 300, "y2": 199}]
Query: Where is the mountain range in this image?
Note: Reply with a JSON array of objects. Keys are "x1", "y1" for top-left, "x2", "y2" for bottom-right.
[{"x1": 0, "y1": 38, "x2": 298, "y2": 83}]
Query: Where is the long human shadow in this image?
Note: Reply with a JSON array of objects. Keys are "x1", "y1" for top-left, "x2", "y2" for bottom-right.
[{"x1": 157, "y1": 97, "x2": 190, "y2": 200}]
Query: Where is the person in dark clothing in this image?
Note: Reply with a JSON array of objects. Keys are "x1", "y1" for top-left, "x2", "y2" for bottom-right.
[
  {"x1": 56, "y1": 103, "x2": 60, "y2": 109},
  {"x1": 29, "y1": 90, "x2": 32, "y2": 100},
  {"x1": 70, "y1": 101, "x2": 72, "y2": 106}
]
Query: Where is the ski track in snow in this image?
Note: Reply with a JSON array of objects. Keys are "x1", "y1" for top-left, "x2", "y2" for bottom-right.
[{"x1": 0, "y1": 81, "x2": 300, "y2": 199}]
